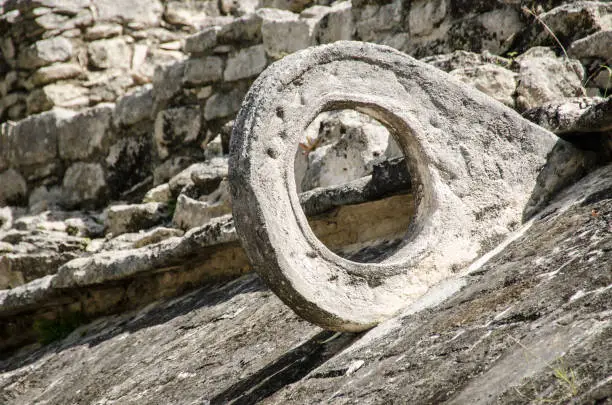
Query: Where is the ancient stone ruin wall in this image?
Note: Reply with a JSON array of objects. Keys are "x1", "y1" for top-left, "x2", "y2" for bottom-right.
[
  {"x1": 0, "y1": 1, "x2": 354, "y2": 209},
  {"x1": 2, "y1": 0, "x2": 611, "y2": 211},
  {"x1": 0, "y1": 0, "x2": 610, "y2": 369},
  {"x1": 0, "y1": 0, "x2": 340, "y2": 123}
]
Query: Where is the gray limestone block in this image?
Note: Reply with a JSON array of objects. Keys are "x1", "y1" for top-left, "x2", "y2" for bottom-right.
[
  {"x1": 204, "y1": 87, "x2": 246, "y2": 121},
  {"x1": 163, "y1": 0, "x2": 219, "y2": 28},
  {"x1": 184, "y1": 26, "x2": 220, "y2": 55},
  {"x1": 26, "y1": 84, "x2": 89, "y2": 114},
  {"x1": 87, "y1": 37, "x2": 133, "y2": 70},
  {"x1": 183, "y1": 57, "x2": 224, "y2": 86},
  {"x1": 535, "y1": 1, "x2": 612, "y2": 45},
  {"x1": 152, "y1": 156, "x2": 195, "y2": 186},
  {"x1": 191, "y1": 157, "x2": 229, "y2": 195},
  {"x1": 153, "y1": 106, "x2": 202, "y2": 159},
  {"x1": 104, "y1": 202, "x2": 167, "y2": 236},
  {"x1": 113, "y1": 85, "x2": 154, "y2": 127},
  {"x1": 568, "y1": 30, "x2": 612, "y2": 62},
  {"x1": 0, "y1": 168, "x2": 27, "y2": 206},
  {"x1": 17, "y1": 37, "x2": 73, "y2": 70},
  {"x1": 421, "y1": 50, "x2": 511, "y2": 72},
  {"x1": 0, "y1": 122, "x2": 12, "y2": 172},
  {"x1": 152, "y1": 60, "x2": 186, "y2": 106},
  {"x1": 84, "y1": 23, "x2": 123, "y2": 41},
  {"x1": 62, "y1": 162, "x2": 107, "y2": 208},
  {"x1": 167, "y1": 157, "x2": 228, "y2": 197},
  {"x1": 30, "y1": 63, "x2": 83, "y2": 86},
  {"x1": 172, "y1": 186, "x2": 231, "y2": 230},
  {"x1": 217, "y1": 13, "x2": 263, "y2": 44},
  {"x1": 143, "y1": 183, "x2": 172, "y2": 203},
  {"x1": 92, "y1": 0, "x2": 163, "y2": 28},
  {"x1": 58, "y1": 103, "x2": 114, "y2": 160},
  {"x1": 228, "y1": 41, "x2": 592, "y2": 331},
  {"x1": 8, "y1": 108, "x2": 75, "y2": 167},
  {"x1": 224, "y1": 45, "x2": 267, "y2": 82},
  {"x1": 450, "y1": 64, "x2": 517, "y2": 108},
  {"x1": 312, "y1": 1, "x2": 353, "y2": 44},
  {"x1": 515, "y1": 47, "x2": 586, "y2": 111},
  {"x1": 258, "y1": 8, "x2": 313, "y2": 59}
]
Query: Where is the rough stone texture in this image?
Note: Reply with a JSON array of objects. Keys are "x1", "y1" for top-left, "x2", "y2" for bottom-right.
[
  {"x1": 183, "y1": 26, "x2": 220, "y2": 54},
  {"x1": 143, "y1": 183, "x2": 172, "y2": 203},
  {"x1": 105, "y1": 136, "x2": 152, "y2": 199},
  {"x1": 154, "y1": 106, "x2": 202, "y2": 159},
  {"x1": 0, "y1": 164, "x2": 609, "y2": 404},
  {"x1": 26, "y1": 84, "x2": 89, "y2": 113},
  {"x1": 229, "y1": 41, "x2": 591, "y2": 331},
  {"x1": 61, "y1": 163, "x2": 107, "y2": 208},
  {"x1": 152, "y1": 60, "x2": 185, "y2": 107},
  {"x1": 258, "y1": 8, "x2": 312, "y2": 58},
  {"x1": 8, "y1": 108, "x2": 74, "y2": 167},
  {"x1": 0, "y1": 3, "x2": 611, "y2": 402},
  {"x1": 18, "y1": 37, "x2": 73, "y2": 69},
  {"x1": 224, "y1": 44, "x2": 267, "y2": 82},
  {"x1": 533, "y1": 1, "x2": 612, "y2": 48},
  {"x1": 84, "y1": 23, "x2": 123, "y2": 41},
  {"x1": 408, "y1": 0, "x2": 447, "y2": 37},
  {"x1": 299, "y1": 157, "x2": 412, "y2": 217},
  {"x1": 172, "y1": 180, "x2": 232, "y2": 230},
  {"x1": 92, "y1": 0, "x2": 163, "y2": 27},
  {"x1": 113, "y1": 85, "x2": 154, "y2": 127},
  {"x1": 0, "y1": 179, "x2": 411, "y2": 351},
  {"x1": 523, "y1": 96, "x2": 612, "y2": 134},
  {"x1": 183, "y1": 56, "x2": 224, "y2": 86},
  {"x1": 57, "y1": 103, "x2": 113, "y2": 160},
  {"x1": 27, "y1": 186, "x2": 64, "y2": 214},
  {"x1": 190, "y1": 157, "x2": 229, "y2": 195},
  {"x1": 204, "y1": 87, "x2": 246, "y2": 120},
  {"x1": 152, "y1": 156, "x2": 194, "y2": 186},
  {"x1": 104, "y1": 202, "x2": 167, "y2": 236},
  {"x1": 515, "y1": 47, "x2": 586, "y2": 111},
  {"x1": 312, "y1": 1, "x2": 353, "y2": 44},
  {"x1": 0, "y1": 169, "x2": 27, "y2": 205},
  {"x1": 297, "y1": 109, "x2": 395, "y2": 192},
  {"x1": 163, "y1": 0, "x2": 219, "y2": 28},
  {"x1": 569, "y1": 29, "x2": 612, "y2": 63},
  {"x1": 0, "y1": 274, "x2": 324, "y2": 405},
  {"x1": 87, "y1": 37, "x2": 132, "y2": 70},
  {"x1": 30, "y1": 63, "x2": 83, "y2": 86},
  {"x1": 265, "y1": 165, "x2": 612, "y2": 405},
  {"x1": 421, "y1": 50, "x2": 511, "y2": 73},
  {"x1": 450, "y1": 64, "x2": 517, "y2": 108}
]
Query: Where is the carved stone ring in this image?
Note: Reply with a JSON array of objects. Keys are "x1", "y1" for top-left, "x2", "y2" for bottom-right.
[{"x1": 229, "y1": 41, "x2": 579, "y2": 331}]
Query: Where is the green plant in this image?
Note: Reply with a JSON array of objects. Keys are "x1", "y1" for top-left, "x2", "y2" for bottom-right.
[
  {"x1": 509, "y1": 336, "x2": 579, "y2": 402},
  {"x1": 551, "y1": 358, "x2": 578, "y2": 397},
  {"x1": 66, "y1": 225, "x2": 79, "y2": 236},
  {"x1": 167, "y1": 199, "x2": 178, "y2": 217},
  {"x1": 584, "y1": 64, "x2": 612, "y2": 98},
  {"x1": 33, "y1": 312, "x2": 88, "y2": 345}
]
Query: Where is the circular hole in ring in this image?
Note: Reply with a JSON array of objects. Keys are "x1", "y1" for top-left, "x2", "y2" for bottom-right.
[{"x1": 294, "y1": 109, "x2": 417, "y2": 264}]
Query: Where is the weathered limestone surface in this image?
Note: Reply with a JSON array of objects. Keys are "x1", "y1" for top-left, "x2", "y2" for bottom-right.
[
  {"x1": 0, "y1": 2, "x2": 611, "y2": 403},
  {"x1": 229, "y1": 41, "x2": 592, "y2": 331},
  {"x1": 0, "y1": 164, "x2": 609, "y2": 405}
]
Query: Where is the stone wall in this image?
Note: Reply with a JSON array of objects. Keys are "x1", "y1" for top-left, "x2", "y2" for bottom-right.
[
  {"x1": 0, "y1": 0, "x2": 353, "y2": 209},
  {"x1": 1, "y1": 0, "x2": 611, "y2": 211},
  {"x1": 0, "y1": 0, "x2": 342, "y2": 123}
]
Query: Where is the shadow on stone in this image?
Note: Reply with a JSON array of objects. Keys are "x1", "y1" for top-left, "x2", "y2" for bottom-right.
[
  {"x1": 210, "y1": 330, "x2": 359, "y2": 405},
  {"x1": 0, "y1": 274, "x2": 266, "y2": 372}
]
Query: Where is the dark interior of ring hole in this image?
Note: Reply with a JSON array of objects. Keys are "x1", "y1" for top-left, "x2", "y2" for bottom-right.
[{"x1": 294, "y1": 109, "x2": 416, "y2": 263}]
